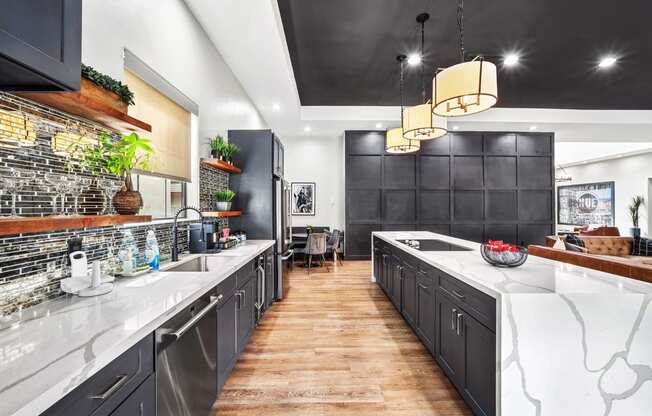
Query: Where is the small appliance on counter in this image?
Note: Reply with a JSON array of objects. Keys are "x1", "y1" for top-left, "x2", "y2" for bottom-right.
[
  {"x1": 60, "y1": 251, "x2": 114, "y2": 296},
  {"x1": 190, "y1": 221, "x2": 222, "y2": 254}
]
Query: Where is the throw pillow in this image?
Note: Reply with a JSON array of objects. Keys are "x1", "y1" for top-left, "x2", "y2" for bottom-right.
[
  {"x1": 565, "y1": 242, "x2": 589, "y2": 253},
  {"x1": 632, "y1": 237, "x2": 652, "y2": 256},
  {"x1": 552, "y1": 237, "x2": 566, "y2": 250},
  {"x1": 565, "y1": 234, "x2": 585, "y2": 248}
]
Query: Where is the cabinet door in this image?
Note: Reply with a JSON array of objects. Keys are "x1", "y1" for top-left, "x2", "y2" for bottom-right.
[
  {"x1": 461, "y1": 313, "x2": 496, "y2": 416},
  {"x1": 416, "y1": 271, "x2": 436, "y2": 355},
  {"x1": 0, "y1": 0, "x2": 81, "y2": 91},
  {"x1": 278, "y1": 142, "x2": 284, "y2": 177},
  {"x1": 373, "y1": 246, "x2": 382, "y2": 285},
  {"x1": 401, "y1": 260, "x2": 417, "y2": 328},
  {"x1": 435, "y1": 294, "x2": 465, "y2": 384},
  {"x1": 237, "y1": 277, "x2": 256, "y2": 353},
  {"x1": 382, "y1": 252, "x2": 391, "y2": 295},
  {"x1": 111, "y1": 374, "x2": 155, "y2": 416},
  {"x1": 217, "y1": 294, "x2": 238, "y2": 392},
  {"x1": 390, "y1": 255, "x2": 402, "y2": 309}
]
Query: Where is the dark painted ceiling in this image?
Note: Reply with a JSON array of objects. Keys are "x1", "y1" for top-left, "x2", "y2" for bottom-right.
[{"x1": 278, "y1": 0, "x2": 652, "y2": 109}]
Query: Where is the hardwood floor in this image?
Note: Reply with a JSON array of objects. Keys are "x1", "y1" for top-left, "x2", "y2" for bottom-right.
[{"x1": 213, "y1": 261, "x2": 471, "y2": 415}]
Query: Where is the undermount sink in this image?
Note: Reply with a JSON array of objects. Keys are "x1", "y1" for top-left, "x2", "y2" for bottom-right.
[
  {"x1": 166, "y1": 257, "x2": 208, "y2": 272},
  {"x1": 164, "y1": 255, "x2": 242, "y2": 273}
]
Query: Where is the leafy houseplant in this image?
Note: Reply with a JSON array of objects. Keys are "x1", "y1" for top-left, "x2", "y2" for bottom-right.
[
  {"x1": 214, "y1": 189, "x2": 235, "y2": 211},
  {"x1": 221, "y1": 143, "x2": 240, "y2": 164},
  {"x1": 210, "y1": 135, "x2": 226, "y2": 159},
  {"x1": 81, "y1": 64, "x2": 135, "y2": 106},
  {"x1": 81, "y1": 131, "x2": 154, "y2": 215},
  {"x1": 628, "y1": 196, "x2": 645, "y2": 237}
]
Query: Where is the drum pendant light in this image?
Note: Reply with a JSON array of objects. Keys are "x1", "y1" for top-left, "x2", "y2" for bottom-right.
[
  {"x1": 386, "y1": 55, "x2": 420, "y2": 154},
  {"x1": 403, "y1": 13, "x2": 447, "y2": 141},
  {"x1": 432, "y1": 0, "x2": 497, "y2": 117}
]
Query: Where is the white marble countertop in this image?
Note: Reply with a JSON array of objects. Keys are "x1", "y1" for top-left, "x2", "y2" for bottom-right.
[
  {"x1": 0, "y1": 240, "x2": 275, "y2": 416},
  {"x1": 373, "y1": 231, "x2": 652, "y2": 297},
  {"x1": 373, "y1": 232, "x2": 652, "y2": 416}
]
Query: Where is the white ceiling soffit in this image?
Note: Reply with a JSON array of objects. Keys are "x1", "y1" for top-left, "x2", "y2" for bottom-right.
[{"x1": 185, "y1": 0, "x2": 652, "y2": 140}]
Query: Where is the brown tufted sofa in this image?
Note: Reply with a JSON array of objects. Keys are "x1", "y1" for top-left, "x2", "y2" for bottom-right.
[{"x1": 529, "y1": 236, "x2": 652, "y2": 284}]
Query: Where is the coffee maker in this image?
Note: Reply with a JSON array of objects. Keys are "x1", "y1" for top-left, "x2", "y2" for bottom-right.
[{"x1": 189, "y1": 222, "x2": 220, "y2": 253}]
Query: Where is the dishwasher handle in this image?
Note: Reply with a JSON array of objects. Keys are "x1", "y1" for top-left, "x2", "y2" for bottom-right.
[{"x1": 162, "y1": 294, "x2": 222, "y2": 341}]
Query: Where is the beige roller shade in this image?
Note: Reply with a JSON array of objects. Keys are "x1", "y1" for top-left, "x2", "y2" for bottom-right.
[{"x1": 124, "y1": 69, "x2": 191, "y2": 182}]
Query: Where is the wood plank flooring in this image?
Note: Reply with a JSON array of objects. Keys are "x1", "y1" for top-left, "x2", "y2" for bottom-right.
[{"x1": 213, "y1": 261, "x2": 471, "y2": 415}]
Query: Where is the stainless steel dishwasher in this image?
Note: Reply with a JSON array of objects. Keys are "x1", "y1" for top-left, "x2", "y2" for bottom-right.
[{"x1": 156, "y1": 290, "x2": 221, "y2": 416}]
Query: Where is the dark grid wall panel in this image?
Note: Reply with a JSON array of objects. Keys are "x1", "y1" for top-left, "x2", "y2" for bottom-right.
[{"x1": 344, "y1": 131, "x2": 555, "y2": 259}]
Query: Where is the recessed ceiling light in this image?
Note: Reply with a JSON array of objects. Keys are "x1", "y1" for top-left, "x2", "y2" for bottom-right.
[
  {"x1": 272, "y1": 103, "x2": 281, "y2": 112},
  {"x1": 304, "y1": 126, "x2": 311, "y2": 132},
  {"x1": 598, "y1": 56, "x2": 618, "y2": 69},
  {"x1": 452, "y1": 126, "x2": 460, "y2": 130},
  {"x1": 375, "y1": 123, "x2": 383, "y2": 129},
  {"x1": 503, "y1": 53, "x2": 520, "y2": 67},
  {"x1": 529, "y1": 125, "x2": 537, "y2": 131},
  {"x1": 407, "y1": 53, "x2": 421, "y2": 66}
]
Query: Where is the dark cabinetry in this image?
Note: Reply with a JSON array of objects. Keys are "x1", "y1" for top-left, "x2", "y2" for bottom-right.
[
  {"x1": 110, "y1": 374, "x2": 156, "y2": 416},
  {"x1": 0, "y1": 0, "x2": 82, "y2": 91},
  {"x1": 236, "y1": 269, "x2": 256, "y2": 353},
  {"x1": 265, "y1": 249, "x2": 274, "y2": 310},
  {"x1": 217, "y1": 275, "x2": 238, "y2": 392},
  {"x1": 372, "y1": 238, "x2": 496, "y2": 416}
]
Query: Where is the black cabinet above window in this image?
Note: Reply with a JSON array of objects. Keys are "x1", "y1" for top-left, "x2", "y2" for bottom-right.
[{"x1": 0, "y1": 0, "x2": 82, "y2": 91}]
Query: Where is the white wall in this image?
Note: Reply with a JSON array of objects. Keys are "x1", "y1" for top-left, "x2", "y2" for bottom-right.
[
  {"x1": 283, "y1": 135, "x2": 345, "y2": 230},
  {"x1": 557, "y1": 153, "x2": 652, "y2": 236},
  {"x1": 81, "y1": 0, "x2": 266, "y2": 207}
]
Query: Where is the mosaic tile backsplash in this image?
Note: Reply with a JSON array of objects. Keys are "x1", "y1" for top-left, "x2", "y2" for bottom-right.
[{"x1": 0, "y1": 94, "x2": 230, "y2": 315}]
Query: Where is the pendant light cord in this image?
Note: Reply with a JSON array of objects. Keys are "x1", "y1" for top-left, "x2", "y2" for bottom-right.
[
  {"x1": 420, "y1": 19, "x2": 426, "y2": 104},
  {"x1": 399, "y1": 57, "x2": 405, "y2": 121},
  {"x1": 457, "y1": 0, "x2": 465, "y2": 62}
]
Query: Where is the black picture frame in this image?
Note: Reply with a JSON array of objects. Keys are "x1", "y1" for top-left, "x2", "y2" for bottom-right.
[
  {"x1": 291, "y1": 182, "x2": 316, "y2": 216},
  {"x1": 557, "y1": 181, "x2": 615, "y2": 226}
]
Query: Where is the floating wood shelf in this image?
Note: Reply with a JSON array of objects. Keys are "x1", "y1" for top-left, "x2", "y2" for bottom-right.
[
  {"x1": 17, "y1": 90, "x2": 152, "y2": 133},
  {"x1": 202, "y1": 211, "x2": 242, "y2": 218},
  {"x1": 0, "y1": 215, "x2": 152, "y2": 236},
  {"x1": 201, "y1": 159, "x2": 242, "y2": 174}
]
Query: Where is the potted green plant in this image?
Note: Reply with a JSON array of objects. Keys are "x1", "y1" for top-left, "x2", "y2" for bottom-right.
[
  {"x1": 214, "y1": 189, "x2": 235, "y2": 211},
  {"x1": 629, "y1": 195, "x2": 645, "y2": 237},
  {"x1": 209, "y1": 135, "x2": 226, "y2": 159},
  {"x1": 221, "y1": 143, "x2": 240, "y2": 164},
  {"x1": 80, "y1": 131, "x2": 154, "y2": 215}
]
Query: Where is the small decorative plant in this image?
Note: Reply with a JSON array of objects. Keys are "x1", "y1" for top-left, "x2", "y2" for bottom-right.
[
  {"x1": 221, "y1": 143, "x2": 240, "y2": 164},
  {"x1": 210, "y1": 135, "x2": 226, "y2": 159},
  {"x1": 628, "y1": 196, "x2": 645, "y2": 237},
  {"x1": 215, "y1": 189, "x2": 235, "y2": 211},
  {"x1": 81, "y1": 64, "x2": 135, "y2": 105},
  {"x1": 80, "y1": 131, "x2": 154, "y2": 214}
]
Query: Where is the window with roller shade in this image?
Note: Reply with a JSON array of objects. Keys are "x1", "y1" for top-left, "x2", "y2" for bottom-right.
[{"x1": 123, "y1": 69, "x2": 191, "y2": 182}]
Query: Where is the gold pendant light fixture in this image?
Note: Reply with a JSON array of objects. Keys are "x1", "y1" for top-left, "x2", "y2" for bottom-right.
[
  {"x1": 386, "y1": 55, "x2": 420, "y2": 154},
  {"x1": 432, "y1": 0, "x2": 497, "y2": 117},
  {"x1": 403, "y1": 13, "x2": 447, "y2": 141}
]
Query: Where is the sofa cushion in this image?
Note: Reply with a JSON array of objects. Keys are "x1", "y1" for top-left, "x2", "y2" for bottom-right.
[
  {"x1": 579, "y1": 226, "x2": 621, "y2": 237},
  {"x1": 565, "y1": 242, "x2": 588, "y2": 253},
  {"x1": 578, "y1": 236, "x2": 632, "y2": 256},
  {"x1": 632, "y1": 237, "x2": 652, "y2": 256}
]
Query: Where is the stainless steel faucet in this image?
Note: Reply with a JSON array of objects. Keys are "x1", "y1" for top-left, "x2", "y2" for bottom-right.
[{"x1": 171, "y1": 207, "x2": 204, "y2": 262}]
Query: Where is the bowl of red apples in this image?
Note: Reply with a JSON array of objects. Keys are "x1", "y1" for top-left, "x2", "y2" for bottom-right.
[{"x1": 480, "y1": 240, "x2": 528, "y2": 268}]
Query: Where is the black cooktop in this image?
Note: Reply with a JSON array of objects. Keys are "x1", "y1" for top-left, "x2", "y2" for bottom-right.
[{"x1": 397, "y1": 239, "x2": 473, "y2": 252}]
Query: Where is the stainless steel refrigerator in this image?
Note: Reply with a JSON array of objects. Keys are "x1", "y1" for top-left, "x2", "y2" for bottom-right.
[{"x1": 228, "y1": 130, "x2": 292, "y2": 308}]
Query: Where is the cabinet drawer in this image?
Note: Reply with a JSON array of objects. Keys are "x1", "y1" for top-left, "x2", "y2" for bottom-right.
[
  {"x1": 217, "y1": 273, "x2": 236, "y2": 302},
  {"x1": 438, "y1": 273, "x2": 496, "y2": 331},
  {"x1": 44, "y1": 334, "x2": 154, "y2": 416},
  {"x1": 109, "y1": 374, "x2": 155, "y2": 416},
  {"x1": 237, "y1": 259, "x2": 256, "y2": 287}
]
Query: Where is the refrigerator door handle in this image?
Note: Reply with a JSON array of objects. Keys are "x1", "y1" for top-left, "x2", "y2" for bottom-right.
[{"x1": 280, "y1": 249, "x2": 294, "y2": 261}]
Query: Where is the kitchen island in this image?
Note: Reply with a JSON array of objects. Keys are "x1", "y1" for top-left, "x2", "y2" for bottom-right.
[
  {"x1": 372, "y1": 231, "x2": 652, "y2": 416},
  {"x1": 0, "y1": 240, "x2": 275, "y2": 416}
]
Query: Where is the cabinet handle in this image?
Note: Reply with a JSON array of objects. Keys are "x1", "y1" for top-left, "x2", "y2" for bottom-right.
[
  {"x1": 89, "y1": 374, "x2": 129, "y2": 400},
  {"x1": 164, "y1": 295, "x2": 221, "y2": 340},
  {"x1": 417, "y1": 283, "x2": 427, "y2": 291},
  {"x1": 456, "y1": 313, "x2": 464, "y2": 336},
  {"x1": 451, "y1": 289, "x2": 466, "y2": 300},
  {"x1": 240, "y1": 290, "x2": 246, "y2": 308},
  {"x1": 235, "y1": 291, "x2": 242, "y2": 310},
  {"x1": 451, "y1": 308, "x2": 457, "y2": 331}
]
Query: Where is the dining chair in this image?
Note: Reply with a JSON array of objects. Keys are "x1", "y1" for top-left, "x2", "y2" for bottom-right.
[
  {"x1": 326, "y1": 229, "x2": 343, "y2": 265},
  {"x1": 297, "y1": 232, "x2": 328, "y2": 274}
]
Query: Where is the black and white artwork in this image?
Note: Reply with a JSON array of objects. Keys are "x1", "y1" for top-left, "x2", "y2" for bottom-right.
[
  {"x1": 558, "y1": 181, "x2": 615, "y2": 226},
  {"x1": 292, "y1": 182, "x2": 315, "y2": 216}
]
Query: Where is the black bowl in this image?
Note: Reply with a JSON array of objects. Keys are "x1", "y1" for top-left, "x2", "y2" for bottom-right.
[{"x1": 480, "y1": 244, "x2": 528, "y2": 268}]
